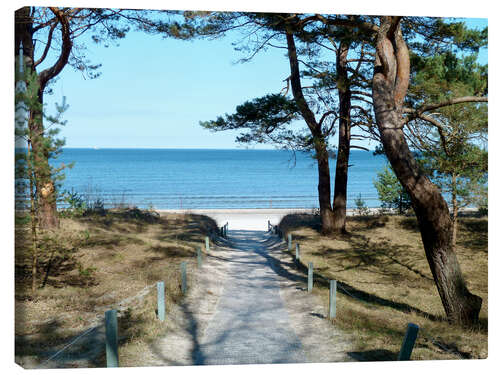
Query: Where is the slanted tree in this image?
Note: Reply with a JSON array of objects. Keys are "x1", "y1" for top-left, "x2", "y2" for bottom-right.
[
  {"x1": 153, "y1": 11, "x2": 488, "y2": 324},
  {"x1": 370, "y1": 16, "x2": 486, "y2": 325}
]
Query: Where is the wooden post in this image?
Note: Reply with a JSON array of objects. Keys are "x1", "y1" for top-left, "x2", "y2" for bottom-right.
[
  {"x1": 181, "y1": 261, "x2": 187, "y2": 294},
  {"x1": 205, "y1": 236, "x2": 210, "y2": 252},
  {"x1": 329, "y1": 280, "x2": 337, "y2": 319},
  {"x1": 295, "y1": 243, "x2": 300, "y2": 261},
  {"x1": 157, "y1": 281, "x2": 165, "y2": 321},
  {"x1": 288, "y1": 233, "x2": 292, "y2": 251},
  {"x1": 268, "y1": 220, "x2": 271, "y2": 231},
  {"x1": 197, "y1": 246, "x2": 202, "y2": 268},
  {"x1": 308, "y1": 262, "x2": 313, "y2": 292},
  {"x1": 398, "y1": 323, "x2": 420, "y2": 360},
  {"x1": 105, "y1": 309, "x2": 119, "y2": 367}
]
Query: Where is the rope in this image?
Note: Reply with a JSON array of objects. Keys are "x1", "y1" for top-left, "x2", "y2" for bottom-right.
[
  {"x1": 337, "y1": 283, "x2": 364, "y2": 302},
  {"x1": 279, "y1": 228, "x2": 471, "y2": 360},
  {"x1": 38, "y1": 324, "x2": 101, "y2": 368}
]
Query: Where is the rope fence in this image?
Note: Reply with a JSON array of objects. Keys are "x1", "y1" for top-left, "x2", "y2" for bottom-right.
[
  {"x1": 270, "y1": 222, "x2": 468, "y2": 361},
  {"x1": 36, "y1": 227, "x2": 222, "y2": 368},
  {"x1": 35, "y1": 218, "x2": 466, "y2": 367}
]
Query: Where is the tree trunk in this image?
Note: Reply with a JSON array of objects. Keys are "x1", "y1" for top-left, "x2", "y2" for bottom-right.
[
  {"x1": 331, "y1": 42, "x2": 351, "y2": 233},
  {"x1": 16, "y1": 7, "x2": 59, "y2": 229},
  {"x1": 372, "y1": 17, "x2": 481, "y2": 325},
  {"x1": 451, "y1": 174, "x2": 459, "y2": 248},
  {"x1": 314, "y1": 137, "x2": 336, "y2": 235},
  {"x1": 34, "y1": 91, "x2": 59, "y2": 229},
  {"x1": 285, "y1": 31, "x2": 335, "y2": 235}
]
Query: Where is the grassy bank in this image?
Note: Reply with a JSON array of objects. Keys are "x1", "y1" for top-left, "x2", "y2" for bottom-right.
[
  {"x1": 278, "y1": 213, "x2": 488, "y2": 360},
  {"x1": 15, "y1": 208, "x2": 218, "y2": 368}
]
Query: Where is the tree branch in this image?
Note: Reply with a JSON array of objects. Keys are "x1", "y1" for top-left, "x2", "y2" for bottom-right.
[
  {"x1": 38, "y1": 7, "x2": 73, "y2": 90},
  {"x1": 407, "y1": 96, "x2": 488, "y2": 117},
  {"x1": 33, "y1": 20, "x2": 58, "y2": 68}
]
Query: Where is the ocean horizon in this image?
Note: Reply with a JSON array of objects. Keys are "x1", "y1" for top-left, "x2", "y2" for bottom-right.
[{"x1": 51, "y1": 148, "x2": 388, "y2": 210}]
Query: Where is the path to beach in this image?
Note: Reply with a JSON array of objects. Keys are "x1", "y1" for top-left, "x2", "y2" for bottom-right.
[{"x1": 144, "y1": 213, "x2": 354, "y2": 366}]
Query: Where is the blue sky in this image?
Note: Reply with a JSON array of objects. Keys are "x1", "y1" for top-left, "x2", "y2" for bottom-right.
[
  {"x1": 42, "y1": 28, "x2": 292, "y2": 149},
  {"x1": 30, "y1": 12, "x2": 489, "y2": 149}
]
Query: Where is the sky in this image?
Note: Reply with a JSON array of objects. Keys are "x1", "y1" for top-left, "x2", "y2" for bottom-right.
[{"x1": 21, "y1": 5, "x2": 488, "y2": 150}]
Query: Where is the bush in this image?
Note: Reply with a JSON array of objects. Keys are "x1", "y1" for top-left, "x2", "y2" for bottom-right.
[
  {"x1": 61, "y1": 189, "x2": 87, "y2": 217},
  {"x1": 354, "y1": 193, "x2": 370, "y2": 216},
  {"x1": 373, "y1": 165, "x2": 412, "y2": 214}
]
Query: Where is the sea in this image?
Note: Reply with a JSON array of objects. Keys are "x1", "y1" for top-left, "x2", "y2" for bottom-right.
[{"x1": 52, "y1": 148, "x2": 388, "y2": 210}]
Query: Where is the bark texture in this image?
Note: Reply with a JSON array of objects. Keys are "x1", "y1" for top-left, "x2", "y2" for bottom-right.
[
  {"x1": 285, "y1": 31, "x2": 335, "y2": 235},
  {"x1": 372, "y1": 16, "x2": 481, "y2": 325},
  {"x1": 331, "y1": 42, "x2": 351, "y2": 233}
]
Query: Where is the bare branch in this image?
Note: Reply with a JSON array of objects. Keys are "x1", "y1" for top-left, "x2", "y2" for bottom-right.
[
  {"x1": 350, "y1": 145, "x2": 370, "y2": 151},
  {"x1": 33, "y1": 20, "x2": 58, "y2": 68},
  {"x1": 319, "y1": 110, "x2": 338, "y2": 127},
  {"x1": 407, "y1": 96, "x2": 488, "y2": 117},
  {"x1": 38, "y1": 7, "x2": 73, "y2": 90}
]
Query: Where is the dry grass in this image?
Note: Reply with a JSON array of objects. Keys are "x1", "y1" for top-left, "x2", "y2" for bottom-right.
[
  {"x1": 15, "y1": 208, "x2": 218, "y2": 368},
  {"x1": 279, "y1": 213, "x2": 488, "y2": 361}
]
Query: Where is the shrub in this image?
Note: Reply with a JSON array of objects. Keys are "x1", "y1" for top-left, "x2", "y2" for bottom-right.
[
  {"x1": 373, "y1": 165, "x2": 412, "y2": 214},
  {"x1": 354, "y1": 193, "x2": 370, "y2": 216}
]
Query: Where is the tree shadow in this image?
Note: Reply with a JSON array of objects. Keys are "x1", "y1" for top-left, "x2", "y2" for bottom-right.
[
  {"x1": 15, "y1": 317, "x2": 108, "y2": 368},
  {"x1": 347, "y1": 349, "x2": 397, "y2": 361},
  {"x1": 458, "y1": 218, "x2": 488, "y2": 253},
  {"x1": 261, "y1": 231, "x2": 442, "y2": 322},
  {"x1": 146, "y1": 245, "x2": 195, "y2": 258}
]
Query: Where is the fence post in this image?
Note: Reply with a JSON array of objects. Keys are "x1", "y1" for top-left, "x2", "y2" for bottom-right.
[
  {"x1": 181, "y1": 261, "x2": 187, "y2": 294},
  {"x1": 398, "y1": 323, "x2": 420, "y2": 360},
  {"x1": 105, "y1": 309, "x2": 119, "y2": 367},
  {"x1": 295, "y1": 243, "x2": 300, "y2": 262},
  {"x1": 288, "y1": 233, "x2": 292, "y2": 251},
  {"x1": 329, "y1": 280, "x2": 337, "y2": 319},
  {"x1": 307, "y1": 262, "x2": 313, "y2": 292},
  {"x1": 205, "y1": 236, "x2": 210, "y2": 252},
  {"x1": 268, "y1": 220, "x2": 271, "y2": 231},
  {"x1": 197, "y1": 246, "x2": 202, "y2": 268},
  {"x1": 157, "y1": 281, "x2": 165, "y2": 322}
]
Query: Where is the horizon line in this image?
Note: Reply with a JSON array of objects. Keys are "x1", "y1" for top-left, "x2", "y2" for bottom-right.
[{"x1": 61, "y1": 146, "x2": 377, "y2": 151}]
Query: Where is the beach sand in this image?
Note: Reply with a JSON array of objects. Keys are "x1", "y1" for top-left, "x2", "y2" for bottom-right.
[
  {"x1": 157, "y1": 208, "x2": 382, "y2": 230},
  {"x1": 158, "y1": 208, "x2": 316, "y2": 230}
]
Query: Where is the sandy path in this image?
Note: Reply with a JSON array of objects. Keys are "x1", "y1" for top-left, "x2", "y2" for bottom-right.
[{"x1": 143, "y1": 228, "x2": 353, "y2": 366}]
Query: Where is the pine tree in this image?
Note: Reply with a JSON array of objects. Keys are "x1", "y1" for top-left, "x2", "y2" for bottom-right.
[
  {"x1": 407, "y1": 52, "x2": 488, "y2": 247},
  {"x1": 374, "y1": 165, "x2": 412, "y2": 214},
  {"x1": 16, "y1": 65, "x2": 70, "y2": 296}
]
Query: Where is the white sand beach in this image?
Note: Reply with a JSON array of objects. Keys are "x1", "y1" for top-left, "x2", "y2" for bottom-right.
[
  {"x1": 157, "y1": 208, "x2": 380, "y2": 230},
  {"x1": 158, "y1": 208, "x2": 315, "y2": 230}
]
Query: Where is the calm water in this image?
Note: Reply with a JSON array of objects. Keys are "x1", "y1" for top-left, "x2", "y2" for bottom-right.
[{"x1": 54, "y1": 148, "x2": 387, "y2": 209}]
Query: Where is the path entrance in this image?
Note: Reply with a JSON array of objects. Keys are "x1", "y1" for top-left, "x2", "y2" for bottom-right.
[
  {"x1": 192, "y1": 230, "x2": 307, "y2": 364},
  {"x1": 146, "y1": 227, "x2": 353, "y2": 366}
]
